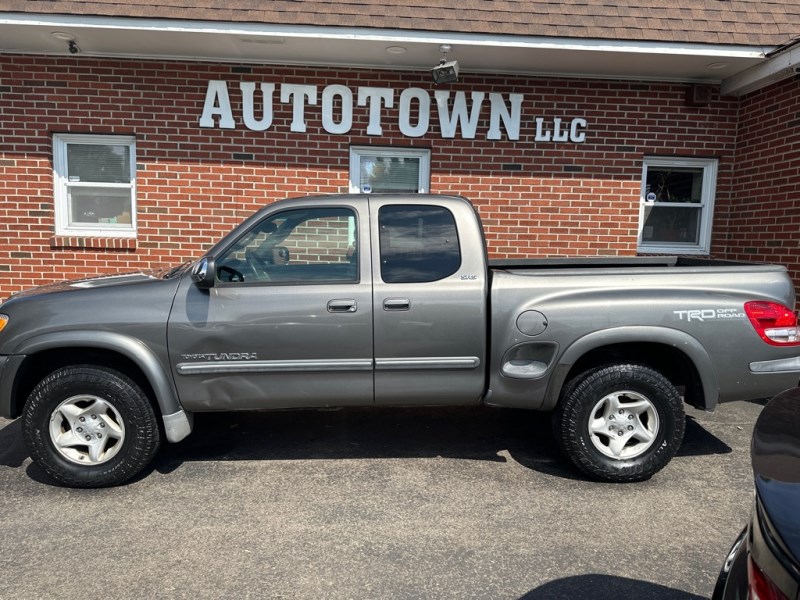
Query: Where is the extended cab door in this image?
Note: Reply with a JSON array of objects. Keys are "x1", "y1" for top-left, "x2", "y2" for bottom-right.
[
  {"x1": 370, "y1": 197, "x2": 488, "y2": 405},
  {"x1": 167, "y1": 198, "x2": 373, "y2": 411}
]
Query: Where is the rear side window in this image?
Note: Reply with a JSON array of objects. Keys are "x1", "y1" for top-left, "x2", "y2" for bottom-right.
[{"x1": 378, "y1": 205, "x2": 461, "y2": 283}]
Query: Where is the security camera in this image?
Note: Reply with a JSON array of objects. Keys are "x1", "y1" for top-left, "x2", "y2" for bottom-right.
[
  {"x1": 68, "y1": 41, "x2": 80, "y2": 54},
  {"x1": 431, "y1": 59, "x2": 459, "y2": 84}
]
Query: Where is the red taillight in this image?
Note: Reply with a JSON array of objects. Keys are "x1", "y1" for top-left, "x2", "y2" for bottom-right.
[
  {"x1": 748, "y1": 555, "x2": 789, "y2": 600},
  {"x1": 744, "y1": 301, "x2": 800, "y2": 346}
]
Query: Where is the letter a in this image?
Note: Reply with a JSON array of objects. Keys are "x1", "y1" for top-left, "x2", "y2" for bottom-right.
[{"x1": 199, "y1": 80, "x2": 235, "y2": 129}]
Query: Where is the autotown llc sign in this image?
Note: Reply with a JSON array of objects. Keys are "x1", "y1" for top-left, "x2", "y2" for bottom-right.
[{"x1": 199, "y1": 80, "x2": 588, "y2": 142}]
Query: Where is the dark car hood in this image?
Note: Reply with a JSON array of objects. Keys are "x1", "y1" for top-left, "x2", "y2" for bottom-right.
[
  {"x1": 752, "y1": 387, "x2": 800, "y2": 565},
  {"x1": 6, "y1": 266, "x2": 187, "y2": 301}
]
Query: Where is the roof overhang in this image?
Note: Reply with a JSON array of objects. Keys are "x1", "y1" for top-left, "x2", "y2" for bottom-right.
[
  {"x1": 721, "y1": 41, "x2": 800, "y2": 95},
  {"x1": 0, "y1": 13, "x2": 792, "y2": 93}
]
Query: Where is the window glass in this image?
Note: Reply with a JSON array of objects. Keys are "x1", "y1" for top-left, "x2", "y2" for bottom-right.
[
  {"x1": 54, "y1": 135, "x2": 136, "y2": 237},
  {"x1": 639, "y1": 157, "x2": 717, "y2": 254},
  {"x1": 217, "y1": 208, "x2": 358, "y2": 284},
  {"x1": 641, "y1": 206, "x2": 701, "y2": 244},
  {"x1": 69, "y1": 188, "x2": 133, "y2": 226},
  {"x1": 378, "y1": 205, "x2": 461, "y2": 283},
  {"x1": 350, "y1": 147, "x2": 430, "y2": 194},
  {"x1": 358, "y1": 156, "x2": 421, "y2": 193},
  {"x1": 644, "y1": 166, "x2": 703, "y2": 204},
  {"x1": 67, "y1": 144, "x2": 132, "y2": 184}
]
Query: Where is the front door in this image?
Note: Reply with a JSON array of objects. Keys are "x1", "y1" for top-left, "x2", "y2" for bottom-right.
[{"x1": 168, "y1": 200, "x2": 373, "y2": 411}]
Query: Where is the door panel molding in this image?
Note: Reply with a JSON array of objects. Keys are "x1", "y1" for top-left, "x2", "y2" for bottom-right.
[
  {"x1": 375, "y1": 357, "x2": 481, "y2": 370},
  {"x1": 177, "y1": 358, "x2": 374, "y2": 375}
]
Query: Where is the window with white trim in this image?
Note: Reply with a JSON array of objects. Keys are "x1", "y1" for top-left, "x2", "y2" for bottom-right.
[
  {"x1": 638, "y1": 157, "x2": 718, "y2": 254},
  {"x1": 349, "y1": 146, "x2": 431, "y2": 194},
  {"x1": 53, "y1": 134, "x2": 137, "y2": 238}
]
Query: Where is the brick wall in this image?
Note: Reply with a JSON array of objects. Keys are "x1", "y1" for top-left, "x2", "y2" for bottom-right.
[
  {"x1": 719, "y1": 75, "x2": 800, "y2": 297},
  {"x1": 280, "y1": 217, "x2": 352, "y2": 264},
  {"x1": 0, "y1": 55, "x2": 744, "y2": 297}
]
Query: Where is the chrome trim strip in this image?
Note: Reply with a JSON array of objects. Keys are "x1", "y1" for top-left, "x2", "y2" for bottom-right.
[
  {"x1": 177, "y1": 359, "x2": 374, "y2": 375},
  {"x1": 375, "y1": 357, "x2": 481, "y2": 370},
  {"x1": 750, "y1": 356, "x2": 800, "y2": 373}
]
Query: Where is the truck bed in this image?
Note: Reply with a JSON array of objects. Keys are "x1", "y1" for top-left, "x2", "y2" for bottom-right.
[{"x1": 489, "y1": 256, "x2": 770, "y2": 271}]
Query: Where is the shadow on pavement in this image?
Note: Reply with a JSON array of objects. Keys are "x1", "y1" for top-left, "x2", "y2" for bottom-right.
[
  {"x1": 678, "y1": 415, "x2": 732, "y2": 457},
  {"x1": 0, "y1": 404, "x2": 736, "y2": 485},
  {"x1": 0, "y1": 419, "x2": 28, "y2": 468},
  {"x1": 520, "y1": 574, "x2": 706, "y2": 599},
  {"x1": 153, "y1": 406, "x2": 552, "y2": 473},
  {"x1": 149, "y1": 405, "x2": 733, "y2": 481}
]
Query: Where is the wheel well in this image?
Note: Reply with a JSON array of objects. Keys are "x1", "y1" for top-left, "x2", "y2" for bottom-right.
[
  {"x1": 10, "y1": 348, "x2": 160, "y2": 419},
  {"x1": 562, "y1": 342, "x2": 705, "y2": 409}
]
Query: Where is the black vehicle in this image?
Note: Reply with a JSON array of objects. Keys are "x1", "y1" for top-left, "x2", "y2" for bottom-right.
[{"x1": 713, "y1": 387, "x2": 800, "y2": 600}]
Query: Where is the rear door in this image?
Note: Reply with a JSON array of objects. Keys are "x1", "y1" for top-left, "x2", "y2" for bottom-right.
[{"x1": 370, "y1": 197, "x2": 488, "y2": 405}]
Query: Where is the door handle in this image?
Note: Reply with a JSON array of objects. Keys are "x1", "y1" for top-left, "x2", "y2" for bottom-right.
[
  {"x1": 327, "y1": 299, "x2": 357, "y2": 313},
  {"x1": 383, "y1": 298, "x2": 410, "y2": 311}
]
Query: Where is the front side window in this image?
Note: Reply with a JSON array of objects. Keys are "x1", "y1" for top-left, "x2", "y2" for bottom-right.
[
  {"x1": 378, "y1": 205, "x2": 461, "y2": 283},
  {"x1": 53, "y1": 134, "x2": 136, "y2": 237},
  {"x1": 638, "y1": 157, "x2": 718, "y2": 254},
  {"x1": 349, "y1": 146, "x2": 431, "y2": 194},
  {"x1": 216, "y1": 207, "x2": 358, "y2": 285}
]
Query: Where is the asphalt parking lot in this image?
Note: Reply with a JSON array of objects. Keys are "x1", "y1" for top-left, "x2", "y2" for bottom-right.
[{"x1": 0, "y1": 399, "x2": 763, "y2": 600}]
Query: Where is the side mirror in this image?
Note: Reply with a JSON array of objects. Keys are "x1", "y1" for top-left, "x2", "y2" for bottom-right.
[{"x1": 190, "y1": 257, "x2": 216, "y2": 289}]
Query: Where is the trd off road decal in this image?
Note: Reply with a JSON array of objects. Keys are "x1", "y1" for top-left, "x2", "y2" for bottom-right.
[{"x1": 673, "y1": 308, "x2": 745, "y2": 322}]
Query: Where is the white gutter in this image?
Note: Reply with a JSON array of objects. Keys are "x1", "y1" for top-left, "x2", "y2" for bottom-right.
[
  {"x1": 721, "y1": 43, "x2": 800, "y2": 96},
  {"x1": 0, "y1": 12, "x2": 770, "y2": 59}
]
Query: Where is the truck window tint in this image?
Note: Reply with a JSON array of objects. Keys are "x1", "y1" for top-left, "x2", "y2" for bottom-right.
[
  {"x1": 217, "y1": 207, "x2": 358, "y2": 284},
  {"x1": 378, "y1": 205, "x2": 461, "y2": 283}
]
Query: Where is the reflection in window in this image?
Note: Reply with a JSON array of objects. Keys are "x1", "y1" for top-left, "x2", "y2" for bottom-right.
[
  {"x1": 358, "y1": 156, "x2": 421, "y2": 193},
  {"x1": 216, "y1": 208, "x2": 358, "y2": 284},
  {"x1": 644, "y1": 167, "x2": 704, "y2": 204},
  {"x1": 378, "y1": 205, "x2": 461, "y2": 283}
]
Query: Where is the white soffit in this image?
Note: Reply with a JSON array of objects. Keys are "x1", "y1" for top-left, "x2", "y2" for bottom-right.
[{"x1": 0, "y1": 13, "x2": 773, "y2": 84}]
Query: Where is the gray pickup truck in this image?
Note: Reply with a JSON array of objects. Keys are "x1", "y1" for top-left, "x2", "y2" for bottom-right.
[{"x1": 1, "y1": 194, "x2": 799, "y2": 487}]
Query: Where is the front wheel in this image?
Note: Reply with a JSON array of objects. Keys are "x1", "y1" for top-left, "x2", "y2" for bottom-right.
[
  {"x1": 553, "y1": 364, "x2": 685, "y2": 483},
  {"x1": 22, "y1": 365, "x2": 161, "y2": 488}
]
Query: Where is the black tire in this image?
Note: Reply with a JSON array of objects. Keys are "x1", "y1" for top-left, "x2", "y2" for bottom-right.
[
  {"x1": 553, "y1": 363, "x2": 685, "y2": 483},
  {"x1": 22, "y1": 365, "x2": 161, "y2": 488}
]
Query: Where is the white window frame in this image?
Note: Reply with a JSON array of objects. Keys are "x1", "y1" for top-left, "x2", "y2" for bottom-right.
[
  {"x1": 349, "y1": 146, "x2": 431, "y2": 194},
  {"x1": 53, "y1": 133, "x2": 137, "y2": 238},
  {"x1": 638, "y1": 156, "x2": 718, "y2": 255}
]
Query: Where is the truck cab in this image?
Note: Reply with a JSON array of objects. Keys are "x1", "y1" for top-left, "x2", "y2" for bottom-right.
[{"x1": 169, "y1": 194, "x2": 488, "y2": 411}]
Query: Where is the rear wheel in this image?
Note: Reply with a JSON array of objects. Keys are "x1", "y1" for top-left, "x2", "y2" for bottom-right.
[
  {"x1": 22, "y1": 365, "x2": 161, "y2": 488},
  {"x1": 553, "y1": 363, "x2": 685, "y2": 482}
]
